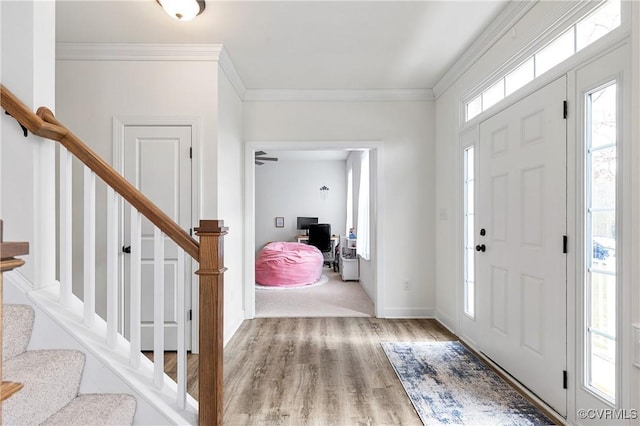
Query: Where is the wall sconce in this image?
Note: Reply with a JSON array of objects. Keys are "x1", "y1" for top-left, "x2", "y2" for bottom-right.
[
  {"x1": 157, "y1": 0, "x2": 205, "y2": 21},
  {"x1": 320, "y1": 185, "x2": 330, "y2": 200}
]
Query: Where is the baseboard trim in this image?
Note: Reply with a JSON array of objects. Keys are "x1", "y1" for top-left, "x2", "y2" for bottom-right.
[
  {"x1": 434, "y1": 310, "x2": 458, "y2": 335},
  {"x1": 224, "y1": 310, "x2": 245, "y2": 347},
  {"x1": 382, "y1": 308, "x2": 435, "y2": 318}
]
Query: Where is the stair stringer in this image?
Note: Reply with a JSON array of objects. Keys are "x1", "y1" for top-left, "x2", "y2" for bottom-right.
[{"x1": 3, "y1": 270, "x2": 199, "y2": 425}]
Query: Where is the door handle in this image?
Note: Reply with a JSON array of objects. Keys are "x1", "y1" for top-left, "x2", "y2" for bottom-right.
[
  {"x1": 475, "y1": 244, "x2": 486, "y2": 252},
  {"x1": 122, "y1": 245, "x2": 131, "y2": 254}
]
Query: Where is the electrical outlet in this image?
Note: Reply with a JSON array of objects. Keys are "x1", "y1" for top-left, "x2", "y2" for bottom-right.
[{"x1": 403, "y1": 280, "x2": 410, "y2": 291}]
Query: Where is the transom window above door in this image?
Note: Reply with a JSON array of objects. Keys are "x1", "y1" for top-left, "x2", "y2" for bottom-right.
[{"x1": 465, "y1": 0, "x2": 620, "y2": 122}]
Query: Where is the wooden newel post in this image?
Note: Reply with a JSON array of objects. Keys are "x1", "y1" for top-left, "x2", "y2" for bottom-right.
[{"x1": 195, "y1": 219, "x2": 228, "y2": 426}]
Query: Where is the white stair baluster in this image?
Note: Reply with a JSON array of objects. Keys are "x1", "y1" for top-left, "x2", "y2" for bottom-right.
[
  {"x1": 106, "y1": 188, "x2": 119, "y2": 348},
  {"x1": 176, "y1": 246, "x2": 186, "y2": 408},
  {"x1": 130, "y1": 208, "x2": 142, "y2": 368},
  {"x1": 153, "y1": 227, "x2": 165, "y2": 388},
  {"x1": 83, "y1": 167, "x2": 96, "y2": 327},
  {"x1": 59, "y1": 147, "x2": 73, "y2": 306}
]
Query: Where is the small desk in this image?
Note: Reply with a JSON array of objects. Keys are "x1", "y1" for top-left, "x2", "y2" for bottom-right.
[{"x1": 296, "y1": 235, "x2": 339, "y2": 245}]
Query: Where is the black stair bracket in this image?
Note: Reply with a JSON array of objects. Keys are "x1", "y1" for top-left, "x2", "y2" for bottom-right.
[{"x1": 4, "y1": 110, "x2": 28, "y2": 137}]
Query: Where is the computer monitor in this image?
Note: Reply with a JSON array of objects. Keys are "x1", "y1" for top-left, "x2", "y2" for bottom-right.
[{"x1": 296, "y1": 216, "x2": 318, "y2": 233}]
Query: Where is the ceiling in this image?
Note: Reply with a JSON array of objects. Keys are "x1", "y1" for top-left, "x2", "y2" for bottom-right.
[{"x1": 56, "y1": 0, "x2": 509, "y2": 91}]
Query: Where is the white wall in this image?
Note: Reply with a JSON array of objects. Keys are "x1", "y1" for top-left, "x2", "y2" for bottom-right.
[
  {"x1": 255, "y1": 159, "x2": 346, "y2": 251},
  {"x1": 216, "y1": 69, "x2": 245, "y2": 340},
  {"x1": 55, "y1": 59, "x2": 220, "y2": 320},
  {"x1": 245, "y1": 100, "x2": 435, "y2": 316},
  {"x1": 1, "y1": 0, "x2": 56, "y2": 286}
]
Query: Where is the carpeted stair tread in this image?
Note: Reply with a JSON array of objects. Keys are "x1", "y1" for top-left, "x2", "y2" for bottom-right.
[
  {"x1": 42, "y1": 393, "x2": 136, "y2": 425},
  {"x1": 2, "y1": 304, "x2": 35, "y2": 361},
  {"x1": 2, "y1": 349, "x2": 85, "y2": 425}
]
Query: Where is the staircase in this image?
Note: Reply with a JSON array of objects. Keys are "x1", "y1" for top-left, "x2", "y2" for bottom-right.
[
  {"x1": 1, "y1": 84, "x2": 228, "y2": 425},
  {"x1": 2, "y1": 304, "x2": 136, "y2": 425}
]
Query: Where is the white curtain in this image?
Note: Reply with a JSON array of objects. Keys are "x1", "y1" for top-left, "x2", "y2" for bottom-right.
[
  {"x1": 356, "y1": 150, "x2": 370, "y2": 260},
  {"x1": 345, "y1": 164, "x2": 353, "y2": 236}
]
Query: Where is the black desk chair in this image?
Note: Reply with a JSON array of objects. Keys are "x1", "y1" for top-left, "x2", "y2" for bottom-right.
[{"x1": 308, "y1": 223, "x2": 336, "y2": 271}]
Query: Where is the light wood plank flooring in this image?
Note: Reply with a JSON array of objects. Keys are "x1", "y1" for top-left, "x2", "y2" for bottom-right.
[{"x1": 148, "y1": 317, "x2": 456, "y2": 425}]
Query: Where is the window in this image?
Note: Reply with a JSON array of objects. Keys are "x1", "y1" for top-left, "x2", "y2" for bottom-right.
[
  {"x1": 356, "y1": 151, "x2": 370, "y2": 260},
  {"x1": 585, "y1": 82, "x2": 617, "y2": 402},
  {"x1": 467, "y1": 95, "x2": 482, "y2": 121},
  {"x1": 577, "y1": 0, "x2": 621, "y2": 50},
  {"x1": 464, "y1": 146, "x2": 475, "y2": 317},
  {"x1": 534, "y1": 28, "x2": 574, "y2": 76},
  {"x1": 482, "y1": 80, "x2": 505, "y2": 112},
  {"x1": 505, "y1": 58, "x2": 534, "y2": 96},
  {"x1": 465, "y1": 0, "x2": 620, "y2": 122},
  {"x1": 346, "y1": 166, "x2": 353, "y2": 235}
]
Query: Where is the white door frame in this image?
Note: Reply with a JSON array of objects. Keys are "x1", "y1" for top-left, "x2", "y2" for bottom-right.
[
  {"x1": 243, "y1": 140, "x2": 386, "y2": 318},
  {"x1": 113, "y1": 116, "x2": 202, "y2": 352}
]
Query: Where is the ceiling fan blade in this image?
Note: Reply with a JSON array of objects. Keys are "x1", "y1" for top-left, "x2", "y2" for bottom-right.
[
  {"x1": 259, "y1": 157, "x2": 278, "y2": 162},
  {"x1": 255, "y1": 150, "x2": 267, "y2": 156},
  {"x1": 255, "y1": 160, "x2": 264, "y2": 165}
]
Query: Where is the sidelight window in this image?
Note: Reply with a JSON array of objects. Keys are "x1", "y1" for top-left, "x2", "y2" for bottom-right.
[
  {"x1": 464, "y1": 146, "x2": 475, "y2": 318},
  {"x1": 585, "y1": 82, "x2": 617, "y2": 403}
]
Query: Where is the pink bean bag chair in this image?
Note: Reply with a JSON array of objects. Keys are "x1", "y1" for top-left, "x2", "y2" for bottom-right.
[{"x1": 256, "y1": 242, "x2": 324, "y2": 287}]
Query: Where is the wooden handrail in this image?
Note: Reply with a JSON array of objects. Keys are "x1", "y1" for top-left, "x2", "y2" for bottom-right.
[{"x1": 1, "y1": 85, "x2": 199, "y2": 260}]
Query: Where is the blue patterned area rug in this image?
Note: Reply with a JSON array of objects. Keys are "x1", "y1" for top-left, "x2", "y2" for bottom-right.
[{"x1": 381, "y1": 341, "x2": 555, "y2": 425}]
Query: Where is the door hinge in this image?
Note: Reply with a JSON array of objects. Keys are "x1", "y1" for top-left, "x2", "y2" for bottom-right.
[
  {"x1": 563, "y1": 100, "x2": 568, "y2": 119},
  {"x1": 188, "y1": 309, "x2": 193, "y2": 321},
  {"x1": 189, "y1": 228, "x2": 193, "y2": 237},
  {"x1": 563, "y1": 235, "x2": 568, "y2": 254},
  {"x1": 189, "y1": 147, "x2": 193, "y2": 159},
  {"x1": 563, "y1": 370, "x2": 568, "y2": 389}
]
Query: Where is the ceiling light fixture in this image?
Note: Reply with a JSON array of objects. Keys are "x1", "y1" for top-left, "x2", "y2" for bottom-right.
[{"x1": 157, "y1": 0, "x2": 205, "y2": 21}]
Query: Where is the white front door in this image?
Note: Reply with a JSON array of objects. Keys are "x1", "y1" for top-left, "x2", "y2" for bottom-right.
[
  {"x1": 123, "y1": 125, "x2": 192, "y2": 351},
  {"x1": 476, "y1": 77, "x2": 567, "y2": 415}
]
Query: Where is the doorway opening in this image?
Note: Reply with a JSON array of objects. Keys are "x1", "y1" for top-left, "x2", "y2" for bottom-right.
[{"x1": 243, "y1": 141, "x2": 385, "y2": 319}]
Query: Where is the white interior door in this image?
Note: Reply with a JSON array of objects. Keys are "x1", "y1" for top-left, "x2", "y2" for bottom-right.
[
  {"x1": 123, "y1": 125, "x2": 192, "y2": 351},
  {"x1": 477, "y1": 77, "x2": 567, "y2": 415}
]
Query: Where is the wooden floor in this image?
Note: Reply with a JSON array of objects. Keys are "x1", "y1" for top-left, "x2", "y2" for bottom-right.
[{"x1": 149, "y1": 317, "x2": 456, "y2": 425}]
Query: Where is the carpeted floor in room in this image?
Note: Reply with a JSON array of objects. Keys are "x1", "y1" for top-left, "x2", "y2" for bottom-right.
[{"x1": 255, "y1": 269, "x2": 374, "y2": 317}]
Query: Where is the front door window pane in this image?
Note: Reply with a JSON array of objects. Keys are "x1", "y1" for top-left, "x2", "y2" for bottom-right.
[
  {"x1": 586, "y1": 82, "x2": 617, "y2": 403},
  {"x1": 590, "y1": 147, "x2": 616, "y2": 209},
  {"x1": 464, "y1": 146, "x2": 475, "y2": 318}
]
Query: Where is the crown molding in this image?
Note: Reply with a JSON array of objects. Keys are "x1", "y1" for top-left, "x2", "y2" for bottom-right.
[
  {"x1": 56, "y1": 43, "x2": 225, "y2": 61},
  {"x1": 56, "y1": 43, "x2": 246, "y2": 98},
  {"x1": 55, "y1": 44, "x2": 431, "y2": 102},
  {"x1": 243, "y1": 88, "x2": 435, "y2": 103},
  {"x1": 432, "y1": 0, "x2": 536, "y2": 98},
  {"x1": 218, "y1": 48, "x2": 247, "y2": 99}
]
